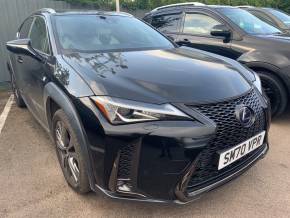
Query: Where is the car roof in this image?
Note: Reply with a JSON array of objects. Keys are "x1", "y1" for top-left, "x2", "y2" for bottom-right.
[
  {"x1": 148, "y1": 4, "x2": 237, "y2": 15},
  {"x1": 151, "y1": 2, "x2": 206, "y2": 11},
  {"x1": 237, "y1": 5, "x2": 255, "y2": 9},
  {"x1": 239, "y1": 7, "x2": 281, "y2": 12},
  {"x1": 33, "y1": 8, "x2": 132, "y2": 17}
]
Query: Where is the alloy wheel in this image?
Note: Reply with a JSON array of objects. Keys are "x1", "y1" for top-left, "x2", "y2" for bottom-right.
[{"x1": 55, "y1": 120, "x2": 80, "y2": 186}]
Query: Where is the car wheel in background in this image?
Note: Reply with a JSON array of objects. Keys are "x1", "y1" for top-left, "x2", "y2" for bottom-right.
[
  {"x1": 257, "y1": 71, "x2": 288, "y2": 117},
  {"x1": 52, "y1": 109, "x2": 90, "y2": 194}
]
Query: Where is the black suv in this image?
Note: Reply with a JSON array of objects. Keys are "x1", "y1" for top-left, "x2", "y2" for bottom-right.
[
  {"x1": 240, "y1": 6, "x2": 290, "y2": 34},
  {"x1": 6, "y1": 9, "x2": 270, "y2": 204},
  {"x1": 144, "y1": 4, "x2": 290, "y2": 116}
]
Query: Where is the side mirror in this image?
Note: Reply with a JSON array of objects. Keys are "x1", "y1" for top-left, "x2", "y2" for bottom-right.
[
  {"x1": 210, "y1": 24, "x2": 231, "y2": 40},
  {"x1": 6, "y1": 39, "x2": 44, "y2": 62}
]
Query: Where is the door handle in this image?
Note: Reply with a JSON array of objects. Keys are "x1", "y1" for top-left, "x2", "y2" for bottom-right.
[
  {"x1": 179, "y1": 38, "x2": 191, "y2": 45},
  {"x1": 17, "y1": 56, "x2": 23, "y2": 63},
  {"x1": 177, "y1": 38, "x2": 190, "y2": 46}
]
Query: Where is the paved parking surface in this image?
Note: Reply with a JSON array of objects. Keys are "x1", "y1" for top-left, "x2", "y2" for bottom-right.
[
  {"x1": 0, "y1": 91, "x2": 10, "y2": 113},
  {"x1": 0, "y1": 90, "x2": 290, "y2": 218}
]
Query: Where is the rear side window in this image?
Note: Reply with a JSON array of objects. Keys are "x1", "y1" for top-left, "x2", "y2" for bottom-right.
[
  {"x1": 19, "y1": 18, "x2": 33, "y2": 39},
  {"x1": 151, "y1": 14, "x2": 182, "y2": 33},
  {"x1": 183, "y1": 13, "x2": 221, "y2": 36},
  {"x1": 29, "y1": 17, "x2": 50, "y2": 54}
]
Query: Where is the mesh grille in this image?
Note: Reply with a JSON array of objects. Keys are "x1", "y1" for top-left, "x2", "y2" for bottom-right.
[
  {"x1": 187, "y1": 90, "x2": 266, "y2": 190},
  {"x1": 118, "y1": 144, "x2": 135, "y2": 179}
]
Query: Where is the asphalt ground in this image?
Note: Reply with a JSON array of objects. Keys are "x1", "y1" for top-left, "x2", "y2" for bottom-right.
[{"x1": 0, "y1": 89, "x2": 289, "y2": 218}]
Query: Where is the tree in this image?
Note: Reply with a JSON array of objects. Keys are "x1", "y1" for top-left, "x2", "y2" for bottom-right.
[{"x1": 60, "y1": 0, "x2": 290, "y2": 12}]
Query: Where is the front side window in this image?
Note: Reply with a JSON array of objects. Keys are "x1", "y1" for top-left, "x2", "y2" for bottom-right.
[
  {"x1": 183, "y1": 13, "x2": 221, "y2": 36},
  {"x1": 53, "y1": 15, "x2": 174, "y2": 52},
  {"x1": 19, "y1": 18, "x2": 33, "y2": 39},
  {"x1": 29, "y1": 17, "x2": 50, "y2": 54},
  {"x1": 151, "y1": 14, "x2": 182, "y2": 33},
  {"x1": 219, "y1": 8, "x2": 281, "y2": 35}
]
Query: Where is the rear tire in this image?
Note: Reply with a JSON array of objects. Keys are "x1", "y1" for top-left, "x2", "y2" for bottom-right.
[
  {"x1": 52, "y1": 109, "x2": 90, "y2": 194},
  {"x1": 11, "y1": 73, "x2": 26, "y2": 108},
  {"x1": 257, "y1": 71, "x2": 288, "y2": 117}
]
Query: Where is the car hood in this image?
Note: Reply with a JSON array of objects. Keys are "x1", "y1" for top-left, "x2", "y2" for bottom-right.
[{"x1": 62, "y1": 47, "x2": 251, "y2": 104}]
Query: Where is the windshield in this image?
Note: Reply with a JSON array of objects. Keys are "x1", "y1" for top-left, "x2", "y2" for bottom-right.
[
  {"x1": 218, "y1": 8, "x2": 281, "y2": 35},
  {"x1": 265, "y1": 8, "x2": 290, "y2": 27},
  {"x1": 53, "y1": 14, "x2": 174, "y2": 52}
]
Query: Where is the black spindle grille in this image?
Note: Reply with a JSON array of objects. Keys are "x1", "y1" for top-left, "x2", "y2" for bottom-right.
[{"x1": 187, "y1": 90, "x2": 266, "y2": 191}]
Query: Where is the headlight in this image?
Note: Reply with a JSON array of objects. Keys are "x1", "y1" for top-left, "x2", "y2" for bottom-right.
[
  {"x1": 253, "y1": 72, "x2": 263, "y2": 94},
  {"x1": 91, "y1": 96, "x2": 191, "y2": 124}
]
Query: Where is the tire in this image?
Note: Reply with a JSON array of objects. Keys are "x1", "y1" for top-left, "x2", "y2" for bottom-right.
[
  {"x1": 11, "y1": 73, "x2": 26, "y2": 108},
  {"x1": 257, "y1": 71, "x2": 288, "y2": 117},
  {"x1": 52, "y1": 109, "x2": 90, "y2": 194}
]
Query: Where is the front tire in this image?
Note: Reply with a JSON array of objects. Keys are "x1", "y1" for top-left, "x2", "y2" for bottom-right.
[
  {"x1": 257, "y1": 71, "x2": 288, "y2": 117},
  {"x1": 52, "y1": 109, "x2": 90, "y2": 194}
]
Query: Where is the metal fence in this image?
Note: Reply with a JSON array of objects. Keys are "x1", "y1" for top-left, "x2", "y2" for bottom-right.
[{"x1": 0, "y1": 0, "x2": 147, "y2": 82}]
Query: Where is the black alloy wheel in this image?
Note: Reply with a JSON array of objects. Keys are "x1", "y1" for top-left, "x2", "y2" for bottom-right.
[{"x1": 52, "y1": 109, "x2": 90, "y2": 194}]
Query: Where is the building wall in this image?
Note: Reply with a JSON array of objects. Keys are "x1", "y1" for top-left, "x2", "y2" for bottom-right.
[{"x1": 0, "y1": 0, "x2": 147, "y2": 82}]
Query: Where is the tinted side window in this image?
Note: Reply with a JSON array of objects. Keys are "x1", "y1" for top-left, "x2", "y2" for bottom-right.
[
  {"x1": 19, "y1": 18, "x2": 33, "y2": 39},
  {"x1": 183, "y1": 13, "x2": 221, "y2": 36},
  {"x1": 29, "y1": 17, "x2": 50, "y2": 54},
  {"x1": 151, "y1": 14, "x2": 181, "y2": 33}
]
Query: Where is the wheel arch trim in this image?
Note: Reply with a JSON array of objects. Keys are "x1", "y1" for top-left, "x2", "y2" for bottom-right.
[
  {"x1": 43, "y1": 82, "x2": 96, "y2": 190},
  {"x1": 242, "y1": 61, "x2": 280, "y2": 73},
  {"x1": 242, "y1": 61, "x2": 290, "y2": 97}
]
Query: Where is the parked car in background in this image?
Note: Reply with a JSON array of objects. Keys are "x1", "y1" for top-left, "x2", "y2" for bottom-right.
[
  {"x1": 6, "y1": 8, "x2": 270, "y2": 204},
  {"x1": 144, "y1": 4, "x2": 290, "y2": 117},
  {"x1": 240, "y1": 6, "x2": 290, "y2": 34}
]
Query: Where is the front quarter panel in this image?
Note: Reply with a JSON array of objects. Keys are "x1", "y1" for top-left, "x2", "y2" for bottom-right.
[
  {"x1": 234, "y1": 36, "x2": 290, "y2": 69},
  {"x1": 54, "y1": 55, "x2": 94, "y2": 98},
  {"x1": 238, "y1": 49, "x2": 290, "y2": 68}
]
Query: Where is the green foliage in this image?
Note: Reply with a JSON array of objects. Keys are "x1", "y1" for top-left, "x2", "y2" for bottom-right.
[{"x1": 61, "y1": 0, "x2": 290, "y2": 12}]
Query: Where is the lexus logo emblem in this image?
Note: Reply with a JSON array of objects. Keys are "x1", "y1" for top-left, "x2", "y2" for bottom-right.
[{"x1": 235, "y1": 105, "x2": 255, "y2": 127}]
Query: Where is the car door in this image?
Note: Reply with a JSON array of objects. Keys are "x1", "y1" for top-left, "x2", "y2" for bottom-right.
[
  {"x1": 177, "y1": 11, "x2": 235, "y2": 58},
  {"x1": 11, "y1": 17, "x2": 34, "y2": 98},
  {"x1": 21, "y1": 16, "x2": 52, "y2": 125}
]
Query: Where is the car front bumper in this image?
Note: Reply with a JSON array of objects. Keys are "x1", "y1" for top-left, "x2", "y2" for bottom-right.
[
  {"x1": 75, "y1": 89, "x2": 270, "y2": 204},
  {"x1": 94, "y1": 143, "x2": 268, "y2": 204}
]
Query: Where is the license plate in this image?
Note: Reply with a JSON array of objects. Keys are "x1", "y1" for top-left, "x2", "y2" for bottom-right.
[{"x1": 218, "y1": 131, "x2": 266, "y2": 170}]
